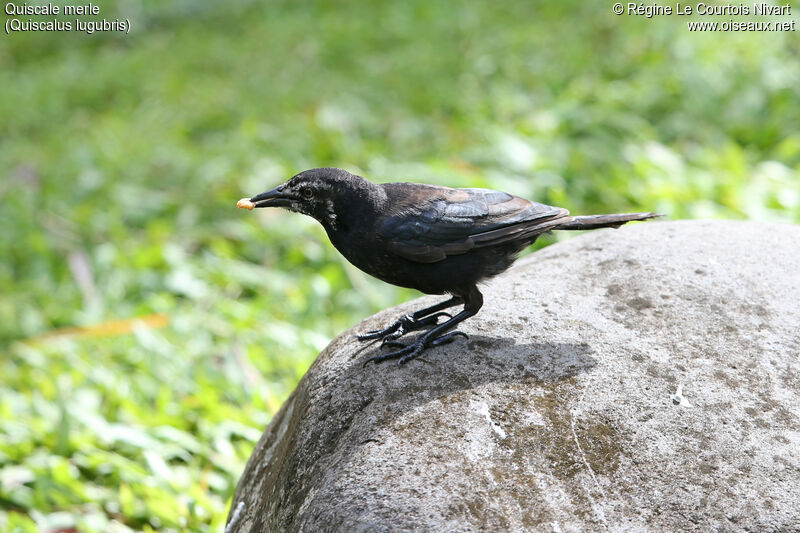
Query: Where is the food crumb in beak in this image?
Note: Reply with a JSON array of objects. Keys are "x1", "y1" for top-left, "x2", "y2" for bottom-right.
[{"x1": 237, "y1": 198, "x2": 255, "y2": 210}]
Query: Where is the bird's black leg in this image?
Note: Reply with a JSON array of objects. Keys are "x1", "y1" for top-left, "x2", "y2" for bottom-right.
[
  {"x1": 356, "y1": 296, "x2": 463, "y2": 342},
  {"x1": 363, "y1": 287, "x2": 483, "y2": 366}
]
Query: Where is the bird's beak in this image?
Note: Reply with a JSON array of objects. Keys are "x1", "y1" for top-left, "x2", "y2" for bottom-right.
[{"x1": 249, "y1": 185, "x2": 292, "y2": 208}]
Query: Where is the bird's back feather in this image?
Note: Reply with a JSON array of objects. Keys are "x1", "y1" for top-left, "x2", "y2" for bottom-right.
[{"x1": 379, "y1": 183, "x2": 568, "y2": 263}]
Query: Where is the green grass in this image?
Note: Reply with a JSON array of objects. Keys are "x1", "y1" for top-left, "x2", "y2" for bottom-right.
[{"x1": 1, "y1": 1, "x2": 799, "y2": 530}]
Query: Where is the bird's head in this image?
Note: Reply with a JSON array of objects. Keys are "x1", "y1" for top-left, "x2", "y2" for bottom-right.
[{"x1": 240, "y1": 168, "x2": 380, "y2": 230}]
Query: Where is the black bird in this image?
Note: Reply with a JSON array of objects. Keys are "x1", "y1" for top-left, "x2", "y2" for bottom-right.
[{"x1": 240, "y1": 167, "x2": 660, "y2": 366}]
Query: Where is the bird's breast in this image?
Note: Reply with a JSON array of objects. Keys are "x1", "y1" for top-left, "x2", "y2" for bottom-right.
[{"x1": 327, "y1": 228, "x2": 410, "y2": 285}]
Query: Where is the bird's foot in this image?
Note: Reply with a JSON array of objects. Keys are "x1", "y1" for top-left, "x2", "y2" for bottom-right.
[
  {"x1": 363, "y1": 330, "x2": 468, "y2": 367},
  {"x1": 356, "y1": 312, "x2": 452, "y2": 342}
]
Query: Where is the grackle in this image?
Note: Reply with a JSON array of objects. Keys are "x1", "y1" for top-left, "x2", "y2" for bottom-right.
[{"x1": 239, "y1": 168, "x2": 660, "y2": 366}]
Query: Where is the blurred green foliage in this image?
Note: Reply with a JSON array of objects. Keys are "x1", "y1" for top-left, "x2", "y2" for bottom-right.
[{"x1": 1, "y1": 0, "x2": 798, "y2": 530}]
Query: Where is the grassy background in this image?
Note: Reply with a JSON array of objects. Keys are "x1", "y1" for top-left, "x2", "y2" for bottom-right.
[{"x1": 2, "y1": 0, "x2": 799, "y2": 531}]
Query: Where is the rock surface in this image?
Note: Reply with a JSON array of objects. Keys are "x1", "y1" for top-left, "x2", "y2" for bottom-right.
[{"x1": 228, "y1": 220, "x2": 800, "y2": 533}]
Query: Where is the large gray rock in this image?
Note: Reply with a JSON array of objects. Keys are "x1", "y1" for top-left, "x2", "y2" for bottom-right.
[{"x1": 227, "y1": 220, "x2": 800, "y2": 532}]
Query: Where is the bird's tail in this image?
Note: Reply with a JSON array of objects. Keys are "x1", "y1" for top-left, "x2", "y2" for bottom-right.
[{"x1": 556, "y1": 212, "x2": 663, "y2": 231}]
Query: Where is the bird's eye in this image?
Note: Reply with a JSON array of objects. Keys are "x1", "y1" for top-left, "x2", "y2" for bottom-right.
[{"x1": 302, "y1": 187, "x2": 313, "y2": 199}]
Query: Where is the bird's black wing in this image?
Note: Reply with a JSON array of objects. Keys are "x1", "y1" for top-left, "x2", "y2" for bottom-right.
[{"x1": 379, "y1": 183, "x2": 569, "y2": 263}]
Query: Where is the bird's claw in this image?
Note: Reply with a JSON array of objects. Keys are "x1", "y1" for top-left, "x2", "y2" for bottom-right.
[
  {"x1": 430, "y1": 330, "x2": 468, "y2": 346},
  {"x1": 356, "y1": 312, "x2": 452, "y2": 342},
  {"x1": 362, "y1": 329, "x2": 469, "y2": 367},
  {"x1": 362, "y1": 342, "x2": 418, "y2": 367},
  {"x1": 356, "y1": 314, "x2": 410, "y2": 341},
  {"x1": 380, "y1": 337, "x2": 406, "y2": 348}
]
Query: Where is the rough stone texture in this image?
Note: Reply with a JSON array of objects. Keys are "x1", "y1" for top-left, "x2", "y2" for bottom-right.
[{"x1": 228, "y1": 220, "x2": 800, "y2": 533}]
